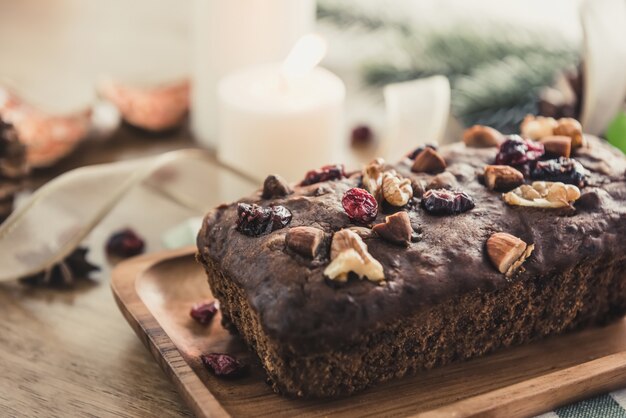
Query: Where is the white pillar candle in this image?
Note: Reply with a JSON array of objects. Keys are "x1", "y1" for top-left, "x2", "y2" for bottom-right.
[
  {"x1": 191, "y1": 0, "x2": 315, "y2": 149},
  {"x1": 217, "y1": 36, "x2": 346, "y2": 182}
]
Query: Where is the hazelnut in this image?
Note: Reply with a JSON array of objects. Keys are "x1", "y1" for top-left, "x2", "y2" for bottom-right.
[
  {"x1": 285, "y1": 226, "x2": 325, "y2": 258},
  {"x1": 362, "y1": 158, "x2": 385, "y2": 201},
  {"x1": 487, "y1": 232, "x2": 534, "y2": 277},
  {"x1": 426, "y1": 172, "x2": 457, "y2": 190},
  {"x1": 372, "y1": 211, "x2": 412, "y2": 246},
  {"x1": 540, "y1": 135, "x2": 572, "y2": 158},
  {"x1": 262, "y1": 174, "x2": 293, "y2": 199},
  {"x1": 503, "y1": 181, "x2": 581, "y2": 208},
  {"x1": 463, "y1": 125, "x2": 504, "y2": 148},
  {"x1": 324, "y1": 229, "x2": 384, "y2": 282},
  {"x1": 483, "y1": 165, "x2": 524, "y2": 192},
  {"x1": 411, "y1": 147, "x2": 447, "y2": 174},
  {"x1": 382, "y1": 171, "x2": 413, "y2": 207},
  {"x1": 520, "y1": 114, "x2": 557, "y2": 140},
  {"x1": 554, "y1": 118, "x2": 584, "y2": 149}
]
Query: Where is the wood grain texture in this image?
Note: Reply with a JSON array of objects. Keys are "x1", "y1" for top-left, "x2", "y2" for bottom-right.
[
  {"x1": 0, "y1": 127, "x2": 198, "y2": 417},
  {"x1": 112, "y1": 247, "x2": 626, "y2": 418}
]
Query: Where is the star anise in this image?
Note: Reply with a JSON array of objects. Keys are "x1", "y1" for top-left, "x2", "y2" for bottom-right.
[{"x1": 20, "y1": 247, "x2": 100, "y2": 287}]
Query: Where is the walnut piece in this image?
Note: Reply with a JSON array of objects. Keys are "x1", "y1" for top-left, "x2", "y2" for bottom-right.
[
  {"x1": 503, "y1": 181, "x2": 581, "y2": 208},
  {"x1": 463, "y1": 125, "x2": 504, "y2": 148},
  {"x1": 520, "y1": 115, "x2": 557, "y2": 140},
  {"x1": 382, "y1": 171, "x2": 413, "y2": 207},
  {"x1": 324, "y1": 229, "x2": 384, "y2": 282},
  {"x1": 486, "y1": 232, "x2": 534, "y2": 277},
  {"x1": 361, "y1": 158, "x2": 385, "y2": 201}
]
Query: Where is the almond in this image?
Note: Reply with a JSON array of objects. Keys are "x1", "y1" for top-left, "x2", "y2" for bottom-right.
[
  {"x1": 372, "y1": 211, "x2": 412, "y2": 246},
  {"x1": 411, "y1": 147, "x2": 447, "y2": 174},
  {"x1": 262, "y1": 174, "x2": 293, "y2": 199},
  {"x1": 540, "y1": 135, "x2": 572, "y2": 158},
  {"x1": 285, "y1": 226, "x2": 324, "y2": 258},
  {"x1": 486, "y1": 232, "x2": 534, "y2": 277},
  {"x1": 554, "y1": 118, "x2": 584, "y2": 149},
  {"x1": 285, "y1": 226, "x2": 325, "y2": 258},
  {"x1": 426, "y1": 172, "x2": 457, "y2": 190},
  {"x1": 463, "y1": 125, "x2": 504, "y2": 148},
  {"x1": 483, "y1": 165, "x2": 524, "y2": 192}
]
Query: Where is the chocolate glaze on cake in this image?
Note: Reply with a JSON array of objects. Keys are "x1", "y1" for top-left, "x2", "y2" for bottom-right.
[{"x1": 197, "y1": 135, "x2": 626, "y2": 397}]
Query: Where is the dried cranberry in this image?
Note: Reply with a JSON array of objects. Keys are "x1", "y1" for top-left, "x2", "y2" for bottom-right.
[
  {"x1": 530, "y1": 157, "x2": 587, "y2": 188},
  {"x1": 106, "y1": 228, "x2": 145, "y2": 257},
  {"x1": 200, "y1": 353, "x2": 248, "y2": 378},
  {"x1": 300, "y1": 164, "x2": 345, "y2": 186},
  {"x1": 351, "y1": 124, "x2": 374, "y2": 148},
  {"x1": 190, "y1": 301, "x2": 218, "y2": 325},
  {"x1": 407, "y1": 144, "x2": 437, "y2": 160},
  {"x1": 495, "y1": 136, "x2": 544, "y2": 168},
  {"x1": 421, "y1": 189, "x2": 475, "y2": 215},
  {"x1": 342, "y1": 188, "x2": 378, "y2": 224},
  {"x1": 236, "y1": 203, "x2": 292, "y2": 236}
]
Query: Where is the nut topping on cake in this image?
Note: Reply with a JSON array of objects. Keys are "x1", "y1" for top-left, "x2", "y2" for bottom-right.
[
  {"x1": 463, "y1": 125, "x2": 504, "y2": 148},
  {"x1": 483, "y1": 165, "x2": 524, "y2": 191},
  {"x1": 421, "y1": 189, "x2": 475, "y2": 215},
  {"x1": 411, "y1": 147, "x2": 447, "y2": 174},
  {"x1": 426, "y1": 172, "x2": 457, "y2": 190},
  {"x1": 540, "y1": 136, "x2": 572, "y2": 158},
  {"x1": 503, "y1": 181, "x2": 581, "y2": 208},
  {"x1": 487, "y1": 232, "x2": 534, "y2": 277},
  {"x1": 262, "y1": 174, "x2": 293, "y2": 199},
  {"x1": 324, "y1": 229, "x2": 384, "y2": 282},
  {"x1": 407, "y1": 144, "x2": 437, "y2": 160},
  {"x1": 286, "y1": 226, "x2": 325, "y2": 258},
  {"x1": 372, "y1": 211, "x2": 412, "y2": 246},
  {"x1": 382, "y1": 171, "x2": 413, "y2": 207},
  {"x1": 554, "y1": 118, "x2": 584, "y2": 149},
  {"x1": 342, "y1": 188, "x2": 378, "y2": 224},
  {"x1": 362, "y1": 158, "x2": 385, "y2": 201},
  {"x1": 520, "y1": 115, "x2": 557, "y2": 140}
]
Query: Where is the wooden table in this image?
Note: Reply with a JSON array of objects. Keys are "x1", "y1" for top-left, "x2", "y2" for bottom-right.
[{"x1": 0, "y1": 125, "x2": 228, "y2": 417}]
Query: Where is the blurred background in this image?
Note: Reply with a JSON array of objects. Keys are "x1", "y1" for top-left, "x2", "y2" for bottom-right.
[{"x1": 0, "y1": 0, "x2": 625, "y2": 203}]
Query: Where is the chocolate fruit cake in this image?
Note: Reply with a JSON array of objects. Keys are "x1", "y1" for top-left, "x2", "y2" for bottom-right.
[{"x1": 196, "y1": 116, "x2": 626, "y2": 398}]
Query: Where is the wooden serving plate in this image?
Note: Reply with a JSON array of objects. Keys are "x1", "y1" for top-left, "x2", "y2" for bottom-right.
[{"x1": 111, "y1": 246, "x2": 626, "y2": 418}]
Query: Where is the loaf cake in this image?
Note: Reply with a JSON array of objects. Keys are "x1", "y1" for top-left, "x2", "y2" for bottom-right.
[
  {"x1": 196, "y1": 116, "x2": 626, "y2": 398},
  {"x1": 0, "y1": 118, "x2": 28, "y2": 222}
]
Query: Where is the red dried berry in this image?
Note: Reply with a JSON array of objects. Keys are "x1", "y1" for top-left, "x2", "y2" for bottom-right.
[
  {"x1": 342, "y1": 188, "x2": 378, "y2": 224},
  {"x1": 236, "y1": 203, "x2": 292, "y2": 236},
  {"x1": 105, "y1": 228, "x2": 145, "y2": 258},
  {"x1": 201, "y1": 353, "x2": 248, "y2": 378},
  {"x1": 530, "y1": 157, "x2": 587, "y2": 188},
  {"x1": 421, "y1": 189, "x2": 475, "y2": 215},
  {"x1": 300, "y1": 164, "x2": 346, "y2": 186},
  {"x1": 407, "y1": 144, "x2": 437, "y2": 160},
  {"x1": 351, "y1": 124, "x2": 374, "y2": 148},
  {"x1": 495, "y1": 135, "x2": 544, "y2": 168},
  {"x1": 190, "y1": 301, "x2": 218, "y2": 325}
]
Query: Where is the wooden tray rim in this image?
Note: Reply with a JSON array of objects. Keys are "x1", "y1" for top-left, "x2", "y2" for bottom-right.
[{"x1": 111, "y1": 246, "x2": 626, "y2": 418}]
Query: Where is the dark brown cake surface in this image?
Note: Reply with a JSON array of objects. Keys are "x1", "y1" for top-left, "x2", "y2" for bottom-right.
[{"x1": 197, "y1": 135, "x2": 626, "y2": 355}]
